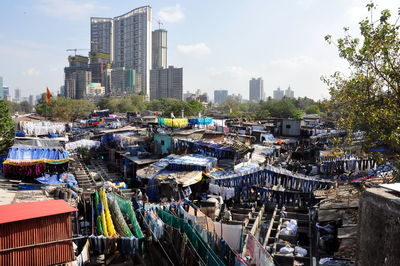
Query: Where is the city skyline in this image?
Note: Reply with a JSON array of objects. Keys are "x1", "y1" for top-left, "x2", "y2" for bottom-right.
[{"x1": 1, "y1": 0, "x2": 399, "y2": 100}]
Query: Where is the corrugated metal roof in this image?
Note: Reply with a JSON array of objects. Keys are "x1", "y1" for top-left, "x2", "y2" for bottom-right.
[{"x1": 0, "y1": 200, "x2": 77, "y2": 224}]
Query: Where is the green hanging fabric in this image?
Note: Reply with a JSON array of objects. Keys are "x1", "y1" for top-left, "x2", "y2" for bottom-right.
[{"x1": 111, "y1": 192, "x2": 144, "y2": 238}]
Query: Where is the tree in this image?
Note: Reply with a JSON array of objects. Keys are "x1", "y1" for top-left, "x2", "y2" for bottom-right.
[
  {"x1": 36, "y1": 97, "x2": 97, "y2": 121},
  {"x1": 324, "y1": 2, "x2": 400, "y2": 172},
  {"x1": 305, "y1": 105, "x2": 320, "y2": 114},
  {"x1": 0, "y1": 100, "x2": 14, "y2": 153}
]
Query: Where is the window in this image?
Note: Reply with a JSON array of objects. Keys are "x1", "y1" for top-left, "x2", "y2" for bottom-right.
[
  {"x1": 286, "y1": 124, "x2": 291, "y2": 129},
  {"x1": 161, "y1": 140, "x2": 165, "y2": 145}
]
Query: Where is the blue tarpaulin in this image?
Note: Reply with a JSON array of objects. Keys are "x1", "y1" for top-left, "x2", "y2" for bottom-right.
[{"x1": 4, "y1": 146, "x2": 69, "y2": 165}]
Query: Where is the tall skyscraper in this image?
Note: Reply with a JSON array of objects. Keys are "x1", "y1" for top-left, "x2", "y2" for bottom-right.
[
  {"x1": 150, "y1": 66, "x2": 183, "y2": 100},
  {"x1": 152, "y1": 29, "x2": 167, "y2": 69},
  {"x1": 0, "y1": 76, "x2": 3, "y2": 99},
  {"x1": 14, "y1": 88, "x2": 21, "y2": 102},
  {"x1": 214, "y1": 90, "x2": 228, "y2": 104},
  {"x1": 273, "y1": 87, "x2": 284, "y2": 100},
  {"x1": 90, "y1": 6, "x2": 152, "y2": 97},
  {"x1": 90, "y1": 17, "x2": 112, "y2": 55},
  {"x1": 285, "y1": 86, "x2": 294, "y2": 98},
  {"x1": 3, "y1": 86, "x2": 10, "y2": 100},
  {"x1": 249, "y1": 77, "x2": 264, "y2": 102},
  {"x1": 29, "y1": 95, "x2": 34, "y2": 105}
]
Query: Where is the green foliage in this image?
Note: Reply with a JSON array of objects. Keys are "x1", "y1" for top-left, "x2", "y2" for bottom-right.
[
  {"x1": 146, "y1": 98, "x2": 205, "y2": 117},
  {"x1": 0, "y1": 100, "x2": 15, "y2": 153},
  {"x1": 324, "y1": 2, "x2": 400, "y2": 171},
  {"x1": 7, "y1": 101, "x2": 33, "y2": 114},
  {"x1": 305, "y1": 105, "x2": 320, "y2": 114},
  {"x1": 98, "y1": 94, "x2": 146, "y2": 113},
  {"x1": 36, "y1": 97, "x2": 97, "y2": 121}
]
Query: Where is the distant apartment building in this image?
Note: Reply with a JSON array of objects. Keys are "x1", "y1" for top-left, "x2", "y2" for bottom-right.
[
  {"x1": 183, "y1": 90, "x2": 208, "y2": 103},
  {"x1": 3, "y1": 86, "x2": 10, "y2": 101},
  {"x1": 91, "y1": 6, "x2": 152, "y2": 97},
  {"x1": 249, "y1": 77, "x2": 264, "y2": 102},
  {"x1": 273, "y1": 87, "x2": 284, "y2": 100},
  {"x1": 0, "y1": 76, "x2": 3, "y2": 99},
  {"x1": 86, "y1": 82, "x2": 106, "y2": 97},
  {"x1": 64, "y1": 55, "x2": 91, "y2": 99},
  {"x1": 152, "y1": 29, "x2": 167, "y2": 69},
  {"x1": 29, "y1": 95, "x2": 34, "y2": 105},
  {"x1": 285, "y1": 86, "x2": 295, "y2": 98},
  {"x1": 14, "y1": 88, "x2": 21, "y2": 102},
  {"x1": 214, "y1": 90, "x2": 228, "y2": 104},
  {"x1": 89, "y1": 51, "x2": 111, "y2": 91},
  {"x1": 110, "y1": 68, "x2": 141, "y2": 95},
  {"x1": 150, "y1": 66, "x2": 183, "y2": 100}
]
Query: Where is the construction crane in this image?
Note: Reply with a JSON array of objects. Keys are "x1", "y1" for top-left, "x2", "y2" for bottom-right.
[
  {"x1": 153, "y1": 18, "x2": 164, "y2": 29},
  {"x1": 66, "y1": 48, "x2": 89, "y2": 56}
]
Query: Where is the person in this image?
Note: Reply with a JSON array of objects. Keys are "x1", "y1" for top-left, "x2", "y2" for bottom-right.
[{"x1": 223, "y1": 207, "x2": 232, "y2": 221}]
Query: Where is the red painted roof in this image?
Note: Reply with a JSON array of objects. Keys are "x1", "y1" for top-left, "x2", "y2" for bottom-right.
[{"x1": 0, "y1": 200, "x2": 77, "y2": 224}]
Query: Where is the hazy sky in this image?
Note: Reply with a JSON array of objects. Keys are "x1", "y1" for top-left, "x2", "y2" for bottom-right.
[{"x1": 0, "y1": 0, "x2": 399, "y2": 100}]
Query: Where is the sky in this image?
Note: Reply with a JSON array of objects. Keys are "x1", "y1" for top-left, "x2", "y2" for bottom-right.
[{"x1": 0, "y1": 0, "x2": 399, "y2": 100}]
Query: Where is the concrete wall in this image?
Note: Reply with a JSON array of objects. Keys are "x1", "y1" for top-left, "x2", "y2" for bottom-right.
[{"x1": 357, "y1": 187, "x2": 400, "y2": 266}]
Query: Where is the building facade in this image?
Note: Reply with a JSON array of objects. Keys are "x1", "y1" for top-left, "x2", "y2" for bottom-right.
[
  {"x1": 91, "y1": 6, "x2": 152, "y2": 97},
  {"x1": 112, "y1": 6, "x2": 152, "y2": 97},
  {"x1": 90, "y1": 17, "x2": 112, "y2": 55},
  {"x1": 152, "y1": 29, "x2": 167, "y2": 69},
  {"x1": 14, "y1": 88, "x2": 21, "y2": 102},
  {"x1": 214, "y1": 90, "x2": 228, "y2": 104},
  {"x1": 3, "y1": 86, "x2": 10, "y2": 101},
  {"x1": 249, "y1": 77, "x2": 264, "y2": 102},
  {"x1": 110, "y1": 67, "x2": 140, "y2": 95},
  {"x1": 64, "y1": 55, "x2": 91, "y2": 99},
  {"x1": 150, "y1": 66, "x2": 183, "y2": 100},
  {"x1": 285, "y1": 86, "x2": 294, "y2": 98},
  {"x1": 273, "y1": 87, "x2": 284, "y2": 100}
]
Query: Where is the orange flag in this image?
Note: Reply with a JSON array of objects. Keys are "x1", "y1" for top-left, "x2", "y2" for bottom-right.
[{"x1": 45, "y1": 87, "x2": 52, "y2": 104}]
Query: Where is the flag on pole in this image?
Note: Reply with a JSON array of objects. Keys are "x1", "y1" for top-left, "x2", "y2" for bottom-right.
[{"x1": 45, "y1": 87, "x2": 52, "y2": 104}]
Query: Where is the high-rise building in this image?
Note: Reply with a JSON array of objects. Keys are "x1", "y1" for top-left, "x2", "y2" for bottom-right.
[
  {"x1": 91, "y1": 6, "x2": 152, "y2": 97},
  {"x1": 0, "y1": 76, "x2": 3, "y2": 99},
  {"x1": 64, "y1": 55, "x2": 91, "y2": 99},
  {"x1": 29, "y1": 95, "x2": 34, "y2": 105},
  {"x1": 214, "y1": 90, "x2": 228, "y2": 104},
  {"x1": 3, "y1": 86, "x2": 10, "y2": 100},
  {"x1": 285, "y1": 86, "x2": 294, "y2": 98},
  {"x1": 90, "y1": 17, "x2": 112, "y2": 55},
  {"x1": 150, "y1": 66, "x2": 183, "y2": 100},
  {"x1": 273, "y1": 87, "x2": 284, "y2": 100},
  {"x1": 110, "y1": 67, "x2": 141, "y2": 95},
  {"x1": 89, "y1": 51, "x2": 111, "y2": 90},
  {"x1": 249, "y1": 77, "x2": 264, "y2": 102},
  {"x1": 14, "y1": 88, "x2": 21, "y2": 102},
  {"x1": 152, "y1": 29, "x2": 167, "y2": 69}
]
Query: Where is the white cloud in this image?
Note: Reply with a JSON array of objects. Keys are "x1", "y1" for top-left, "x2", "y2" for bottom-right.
[
  {"x1": 23, "y1": 67, "x2": 40, "y2": 77},
  {"x1": 34, "y1": 0, "x2": 107, "y2": 21},
  {"x1": 158, "y1": 4, "x2": 185, "y2": 23},
  {"x1": 269, "y1": 55, "x2": 315, "y2": 69},
  {"x1": 177, "y1": 43, "x2": 211, "y2": 57}
]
